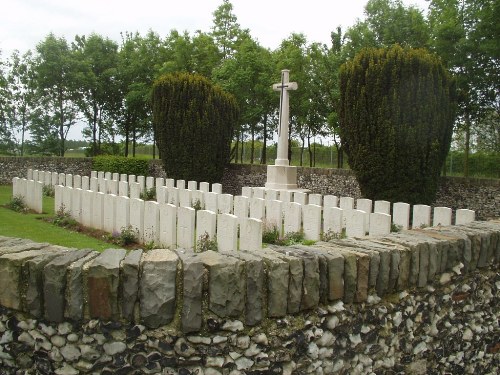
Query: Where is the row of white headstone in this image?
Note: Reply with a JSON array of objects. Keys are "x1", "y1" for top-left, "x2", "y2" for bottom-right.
[
  {"x1": 12, "y1": 177, "x2": 43, "y2": 213},
  {"x1": 53, "y1": 185, "x2": 263, "y2": 251},
  {"x1": 241, "y1": 186, "x2": 476, "y2": 230}
]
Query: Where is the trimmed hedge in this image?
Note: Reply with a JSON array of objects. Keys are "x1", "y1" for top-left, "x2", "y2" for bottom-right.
[
  {"x1": 152, "y1": 73, "x2": 239, "y2": 183},
  {"x1": 339, "y1": 46, "x2": 456, "y2": 205},
  {"x1": 92, "y1": 156, "x2": 149, "y2": 177}
]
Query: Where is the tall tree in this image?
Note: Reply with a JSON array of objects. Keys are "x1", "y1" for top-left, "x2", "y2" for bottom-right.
[
  {"x1": 73, "y1": 33, "x2": 120, "y2": 156},
  {"x1": 210, "y1": 0, "x2": 244, "y2": 60},
  {"x1": 34, "y1": 34, "x2": 81, "y2": 156},
  {"x1": 428, "y1": 0, "x2": 500, "y2": 175}
]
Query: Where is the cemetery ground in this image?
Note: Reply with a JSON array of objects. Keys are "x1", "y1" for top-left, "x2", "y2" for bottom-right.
[{"x1": 0, "y1": 185, "x2": 121, "y2": 251}]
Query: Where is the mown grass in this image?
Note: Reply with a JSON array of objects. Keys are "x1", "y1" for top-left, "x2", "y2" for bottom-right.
[{"x1": 0, "y1": 185, "x2": 118, "y2": 251}]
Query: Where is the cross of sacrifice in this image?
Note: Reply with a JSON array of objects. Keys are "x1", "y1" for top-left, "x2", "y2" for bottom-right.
[{"x1": 272, "y1": 69, "x2": 297, "y2": 167}]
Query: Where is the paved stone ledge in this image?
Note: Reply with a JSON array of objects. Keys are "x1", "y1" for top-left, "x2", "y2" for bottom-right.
[{"x1": 0, "y1": 221, "x2": 498, "y2": 336}]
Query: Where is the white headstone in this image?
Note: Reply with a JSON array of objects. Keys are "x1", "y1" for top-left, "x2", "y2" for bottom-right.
[
  {"x1": 217, "y1": 214, "x2": 238, "y2": 251},
  {"x1": 167, "y1": 187, "x2": 179, "y2": 206},
  {"x1": 72, "y1": 188, "x2": 82, "y2": 222},
  {"x1": 62, "y1": 187, "x2": 73, "y2": 215},
  {"x1": 294, "y1": 192, "x2": 308, "y2": 206},
  {"x1": 374, "y1": 200, "x2": 391, "y2": 215},
  {"x1": 157, "y1": 186, "x2": 168, "y2": 204},
  {"x1": 98, "y1": 171, "x2": 105, "y2": 179},
  {"x1": 104, "y1": 172, "x2": 112, "y2": 180},
  {"x1": 339, "y1": 197, "x2": 354, "y2": 210},
  {"x1": 130, "y1": 182, "x2": 142, "y2": 199},
  {"x1": 129, "y1": 198, "x2": 145, "y2": 242},
  {"x1": 146, "y1": 176, "x2": 155, "y2": 191},
  {"x1": 393, "y1": 202, "x2": 410, "y2": 230},
  {"x1": 115, "y1": 196, "x2": 130, "y2": 232},
  {"x1": 103, "y1": 194, "x2": 116, "y2": 233},
  {"x1": 106, "y1": 179, "x2": 118, "y2": 195},
  {"x1": 143, "y1": 201, "x2": 160, "y2": 245},
  {"x1": 90, "y1": 171, "x2": 97, "y2": 179},
  {"x1": 128, "y1": 175, "x2": 136, "y2": 184},
  {"x1": 433, "y1": 207, "x2": 452, "y2": 226},
  {"x1": 32, "y1": 170, "x2": 39, "y2": 182},
  {"x1": 81, "y1": 190, "x2": 94, "y2": 228},
  {"x1": 98, "y1": 176, "x2": 106, "y2": 193},
  {"x1": 176, "y1": 179, "x2": 186, "y2": 190},
  {"x1": 412, "y1": 205, "x2": 431, "y2": 228},
  {"x1": 199, "y1": 182, "x2": 210, "y2": 193},
  {"x1": 308, "y1": 194, "x2": 322, "y2": 207},
  {"x1": 119, "y1": 181, "x2": 129, "y2": 197},
  {"x1": 240, "y1": 218, "x2": 263, "y2": 251},
  {"x1": 279, "y1": 190, "x2": 293, "y2": 203},
  {"x1": 27, "y1": 169, "x2": 33, "y2": 180},
  {"x1": 177, "y1": 206, "x2": 196, "y2": 249},
  {"x1": 265, "y1": 189, "x2": 279, "y2": 201},
  {"x1": 191, "y1": 190, "x2": 205, "y2": 209},
  {"x1": 302, "y1": 204, "x2": 322, "y2": 241},
  {"x1": 81, "y1": 176, "x2": 90, "y2": 191},
  {"x1": 112, "y1": 172, "x2": 119, "y2": 181},
  {"x1": 211, "y1": 183, "x2": 222, "y2": 194},
  {"x1": 159, "y1": 203, "x2": 177, "y2": 248},
  {"x1": 369, "y1": 212, "x2": 391, "y2": 236},
  {"x1": 217, "y1": 194, "x2": 233, "y2": 214},
  {"x1": 323, "y1": 207, "x2": 343, "y2": 236},
  {"x1": 179, "y1": 189, "x2": 192, "y2": 208},
  {"x1": 120, "y1": 173, "x2": 128, "y2": 182},
  {"x1": 54, "y1": 185, "x2": 64, "y2": 213},
  {"x1": 187, "y1": 181, "x2": 197, "y2": 191},
  {"x1": 137, "y1": 176, "x2": 146, "y2": 193},
  {"x1": 356, "y1": 198, "x2": 373, "y2": 233},
  {"x1": 51, "y1": 172, "x2": 59, "y2": 186},
  {"x1": 204, "y1": 192, "x2": 218, "y2": 213},
  {"x1": 33, "y1": 181, "x2": 43, "y2": 214},
  {"x1": 284, "y1": 202, "x2": 302, "y2": 235},
  {"x1": 345, "y1": 209, "x2": 367, "y2": 237},
  {"x1": 241, "y1": 186, "x2": 252, "y2": 198},
  {"x1": 92, "y1": 192, "x2": 105, "y2": 230},
  {"x1": 59, "y1": 173, "x2": 66, "y2": 186},
  {"x1": 155, "y1": 177, "x2": 165, "y2": 190},
  {"x1": 253, "y1": 187, "x2": 265, "y2": 199},
  {"x1": 266, "y1": 200, "x2": 283, "y2": 236},
  {"x1": 165, "y1": 178, "x2": 175, "y2": 188},
  {"x1": 73, "y1": 175, "x2": 82, "y2": 189},
  {"x1": 44, "y1": 171, "x2": 52, "y2": 186},
  {"x1": 455, "y1": 209, "x2": 475, "y2": 225},
  {"x1": 65, "y1": 174, "x2": 73, "y2": 188},
  {"x1": 233, "y1": 196, "x2": 249, "y2": 224},
  {"x1": 196, "y1": 210, "x2": 217, "y2": 242},
  {"x1": 249, "y1": 197, "x2": 266, "y2": 221}
]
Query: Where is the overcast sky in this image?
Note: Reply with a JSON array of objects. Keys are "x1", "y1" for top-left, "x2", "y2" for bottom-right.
[{"x1": 0, "y1": 0, "x2": 430, "y2": 56}]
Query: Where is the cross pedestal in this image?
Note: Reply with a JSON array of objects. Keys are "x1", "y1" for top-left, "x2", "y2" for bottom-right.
[{"x1": 265, "y1": 69, "x2": 307, "y2": 192}]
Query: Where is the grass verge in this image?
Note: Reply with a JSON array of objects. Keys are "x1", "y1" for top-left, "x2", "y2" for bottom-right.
[{"x1": 0, "y1": 185, "x2": 119, "y2": 251}]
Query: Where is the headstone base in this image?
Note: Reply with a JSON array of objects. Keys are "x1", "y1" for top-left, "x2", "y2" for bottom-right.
[{"x1": 265, "y1": 165, "x2": 309, "y2": 192}]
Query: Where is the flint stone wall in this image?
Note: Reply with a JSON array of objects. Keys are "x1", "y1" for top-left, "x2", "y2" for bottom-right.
[
  {"x1": 0, "y1": 221, "x2": 499, "y2": 374},
  {"x1": 0, "y1": 157, "x2": 499, "y2": 220}
]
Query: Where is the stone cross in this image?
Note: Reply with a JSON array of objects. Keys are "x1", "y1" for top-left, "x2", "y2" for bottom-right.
[{"x1": 272, "y1": 69, "x2": 297, "y2": 166}]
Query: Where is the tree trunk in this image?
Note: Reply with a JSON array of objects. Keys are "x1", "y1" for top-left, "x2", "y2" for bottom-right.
[
  {"x1": 307, "y1": 135, "x2": 313, "y2": 168},
  {"x1": 300, "y1": 137, "x2": 305, "y2": 166},
  {"x1": 464, "y1": 113, "x2": 470, "y2": 177},
  {"x1": 261, "y1": 114, "x2": 267, "y2": 164},
  {"x1": 250, "y1": 127, "x2": 255, "y2": 164},
  {"x1": 240, "y1": 131, "x2": 244, "y2": 163}
]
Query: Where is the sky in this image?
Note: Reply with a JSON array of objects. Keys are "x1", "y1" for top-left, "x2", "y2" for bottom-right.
[
  {"x1": 0, "y1": 0, "x2": 430, "y2": 56},
  {"x1": 0, "y1": 0, "x2": 430, "y2": 141}
]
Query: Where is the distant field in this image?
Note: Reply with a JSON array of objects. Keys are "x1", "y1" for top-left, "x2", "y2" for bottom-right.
[{"x1": 0, "y1": 185, "x2": 118, "y2": 251}]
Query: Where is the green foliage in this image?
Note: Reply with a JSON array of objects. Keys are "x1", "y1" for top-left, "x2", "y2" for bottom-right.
[
  {"x1": 339, "y1": 45, "x2": 456, "y2": 205},
  {"x1": 140, "y1": 187, "x2": 156, "y2": 201},
  {"x1": 109, "y1": 225, "x2": 139, "y2": 246},
  {"x1": 53, "y1": 205, "x2": 79, "y2": 229},
  {"x1": 42, "y1": 185, "x2": 55, "y2": 197},
  {"x1": 262, "y1": 224, "x2": 310, "y2": 246},
  {"x1": 391, "y1": 223, "x2": 402, "y2": 233},
  {"x1": 445, "y1": 152, "x2": 500, "y2": 179},
  {"x1": 92, "y1": 155, "x2": 149, "y2": 176},
  {"x1": 196, "y1": 232, "x2": 218, "y2": 252},
  {"x1": 321, "y1": 229, "x2": 347, "y2": 242},
  {"x1": 152, "y1": 72, "x2": 239, "y2": 183},
  {"x1": 5, "y1": 195, "x2": 28, "y2": 213},
  {"x1": 192, "y1": 199, "x2": 204, "y2": 211}
]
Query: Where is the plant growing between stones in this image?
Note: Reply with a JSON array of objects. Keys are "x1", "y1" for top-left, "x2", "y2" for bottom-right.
[
  {"x1": 391, "y1": 223, "x2": 402, "y2": 233},
  {"x1": 192, "y1": 199, "x2": 204, "y2": 211},
  {"x1": 321, "y1": 228, "x2": 347, "y2": 242},
  {"x1": 108, "y1": 225, "x2": 139, "y2": 246},
  {"x1": 140, "y1": 187, "x2": 156, "y2": 201},
  {"x1": 5, "y1": 195, "x2": 28, "y2": 213},
  {"x1": 196, "y1": 232, "x2": 218, "y2": 252}
]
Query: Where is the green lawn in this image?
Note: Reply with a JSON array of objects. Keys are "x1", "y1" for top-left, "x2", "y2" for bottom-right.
[{"x1": 0, "y1": 185, "x2": 118, "y2": 251}]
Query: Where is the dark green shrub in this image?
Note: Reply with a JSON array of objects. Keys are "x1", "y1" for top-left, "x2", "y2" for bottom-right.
[
  {"x1": 92, "y1": 155, "x2": 149, "y2": 177},
  {"x1": 339, "y1": 45, "x2": 456, "y2": 205},
  {"x1": 6, "y1": 196, "x2": 28, "y2": 213},
  {"x1": 152, "y1": 72, "x2": 239, "y2": 183}
]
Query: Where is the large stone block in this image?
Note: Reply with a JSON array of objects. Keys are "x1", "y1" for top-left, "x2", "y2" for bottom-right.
[
  {"x1": 196, "y1": 251, "x2": 245, "y2": 318},
  {"x1": 177, "y1": 253, "x2": 204, "y2": 333},
  {"x1": 87, "y1": 248, "x2": 127, "y2": 320},
  {"x1": 120, "y1": 249, "x2": 143, "y2": 321},
  {"x1": 43, "y1": 249, "x2": 95, "y2": 322},
  {"x1": 140, "y1": 249, "x2": 178, "y2": 328}
]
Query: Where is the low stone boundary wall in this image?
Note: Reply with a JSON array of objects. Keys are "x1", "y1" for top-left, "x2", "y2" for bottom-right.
[{"x1": 0, "y1": 222, "x2": 499, "y2": 373}]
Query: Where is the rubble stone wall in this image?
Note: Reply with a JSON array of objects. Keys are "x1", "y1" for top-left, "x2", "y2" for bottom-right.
[{"x1": 0, "y1": 221, "x2": 499, "y2": 374}]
